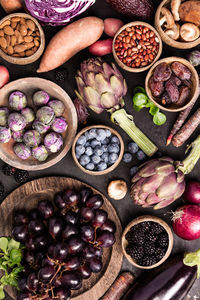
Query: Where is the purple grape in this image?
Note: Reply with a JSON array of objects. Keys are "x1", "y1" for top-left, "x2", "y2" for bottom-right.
[
  {"x1": 61, "y1": 271, "x2": 82, "y2": 289},
  {"x1": 81, "y1": 224, "x2": 94, "y2": 242},
  {"x1": 37, "y1": 200, "x2": 54, "y2": 219},
  {"x1": 12, "y1": 225, "x2": 28, "y2": 242},
  {"x1": 38, "y1": 265, "x2": 56, "y2": 283},
  {"x1": 29, "y1": 208, "x2": 41, "y2": 220},
  {"x1": 86, "y1": 194, "x2": 103, "y2": 209},
  {"x1": 42, "y1": 258, "x2": 55, "y2": 267},
  {"x1": 54, "y1": 287, "x2": 71, "y2": 300},
  {"x1": 48, "y1": 217, "x2": 63, "y2": 239},
  {"x1": 94, "y1": 247, "x2": 103, "y2": 258},
  {"x1": 63, "y1": 211, "x2": 79, "y2": 225},
  {"x1": 25, "y1": 237, "x2": 36, "y2": 251},
  {"x1": 97, "y1": 230, "x2": 115, "y2": 248},
  {"x1": 80, "y1": 187, "x2": 93, "y2": 203},
  {"x1": 101, "y1": 219, "x2": 116, "y2": 233},
  {"x1": 35, "y1": 235, "x2": 50, "y2": 249},
  {"x1": 78, "y1": 264, "x2": 91, "y2": 279},
  {"x1": 82, "y1": 244, "x2": 96, "y2": 260},
  {"x1": 54, "y1": 193, "x2": 66, "y2": 209},
  {"x1": 23, "y1": 251, "x2": 35, "y2": 266},
  {"x1": 67, "y1": 236, "x2": 84, "y2": 254},
  {"x1": 80, "y1": 207, "x2": 94, "y2": 222},
  {"x1": 64, "y1": 256, "x2": 81, "y2": 271},
  {"x1": 62, "y1": 223, "x2": 79, "y2": 240},
  {"x1": 63, "y1": 189, "x2": 80, "y2": 206},
  {"x1": 88, "y1": 257, "x2": 103, "y2": 273},
  {"x1": 53, "y1": 242, "x2": 68, "y2": 261},
  {"x1": 52, "y1": 274, "x2": 62, "y2": 287},
  {"x1": 14, "y1": 211, "x2": 29, "y2": 225},
  {"x1": 91, "y1": 209, "x2": 108, "y2": 228},
  {"x1": 27, "y1": 273, "x2": 39, "y2": 292},
  {"x1": 18, "y1": 278, "x2": 28, "y2": 292},
  {"x1": 28, "y1": 219, "x2": 45, "y2": 236},
  {"x1": 34, "y1": 252, "x2": 44, "y2": 267}
]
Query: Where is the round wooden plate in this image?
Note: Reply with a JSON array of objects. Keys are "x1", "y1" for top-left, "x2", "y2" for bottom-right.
[{"x1": 0, "y1": 177, "x2": 123, "y2": 300}]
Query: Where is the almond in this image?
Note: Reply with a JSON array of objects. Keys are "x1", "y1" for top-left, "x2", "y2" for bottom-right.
[
  {"x1": 26, "y1": 20, "x2": 35, "y2": 31},
  {"x1": 3, "y1": 25, "x2": 14, "y2": 35},
  {"x1": 0, "y1": 37, "x2": 7, "y2": 49}
]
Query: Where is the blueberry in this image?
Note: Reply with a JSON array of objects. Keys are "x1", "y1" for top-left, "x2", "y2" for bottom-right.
[
  {"x1": 123, "y1": 152, "x2": 132, "y2": 163},
  {"x1": 101, "y1": 138, "x2": 110, "y2": 145},
  {"x1": 128, "y1": 142, "x2": 139, "y2": 154},
  {"x1": 136, "y1": 150, "x2": 146, "y2": 161},
  {"x1": 91, "y1": 155, "x2": 101, "y2": 165},
  {"x1": 86, "y1": 163, "x2": 95, "y2": 171},
  {"x1": 84, "y1": 131, "x2": 90, "y2": 141},
  {"x1": 85, "y1": 141, "x2": 90, "y2": 147},
  {"x1": 105, "y1": 129, "x2": 112, "y2": 138},
  {"x1": 95, "y1": 146, "x2": 103, "y2": 156},
  {"x1": 96, "y1": 129, "x2": 107, "y2": 141},
  {"x1": 110, "y1": 136, "x2": 120, "y2": 144},
  {"x1": 108, "y1": 153, "x2": 118, "y2": 165},
  {"x1": 85, "y1": 146, "x2": 93, "y2": 156},
  {"x1": 101, "y1": 145, "x2": 108, "y2": 153},
  {"x1": 91, "y1": 139, "x2": 101, "y2": 148},
  {"x1": 88, "y1": 129, "x2": 97, "y2": 140},
  {"x1": 79, "y1": 155, "x2": 90, "y2": 166},
  {"x1": 77, "y1": 135, "x2": 87, "y2": 145},
  {"x1": 130, "y1": 166, "x2": 138, "y2": 177},
  {"x1": 108, "y1": 143, "x2": 120, "y2": 154},
  {"x1": 97, "y1": 162, "x2": 107, "y2": 171},
  {"x1": 101, "y1": 152, "x2": 109, "y2": 163},
  {"x1": 76, "y1": 145, "x2": 85, "y2": 157}
]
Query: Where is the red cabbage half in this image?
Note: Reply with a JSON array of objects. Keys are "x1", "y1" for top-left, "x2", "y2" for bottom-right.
[{"x1": 24, "y1": 0, "x2": 96, "y2": 26}]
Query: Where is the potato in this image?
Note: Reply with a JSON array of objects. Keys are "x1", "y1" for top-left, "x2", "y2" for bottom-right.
[
  {"x1": 104, "y1": 18, "x2": 124, "y2": 37},
  {"x1": 0, "y1": 0, "x2": 23, "y2": 13},
  {"x1": 0, "y1": 65, "x2": 9, "y2": 88},
  {"x1": 89, "y1": 38, "x2": 113, "y2": 56},
  {"x1": 37, "y1": 17, "x2": 104, "y2": 73}
]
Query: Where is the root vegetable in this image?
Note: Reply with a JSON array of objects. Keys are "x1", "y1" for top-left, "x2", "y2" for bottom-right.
[
  {"x1": 89, "y1": 38, "x2": 113, "y2": 56},
  {"x1": 0, "y1": 0, "x2": 23, "y2": 13},
  {"x1": 37, "y1": 17, "x2": 104, "y2": 73},
  {"x1": 104, "y1": 18, "x2": 124, "y2": 37},
  {"x1": 0, "y1": 65, "x2": 9, "y2": 88}
]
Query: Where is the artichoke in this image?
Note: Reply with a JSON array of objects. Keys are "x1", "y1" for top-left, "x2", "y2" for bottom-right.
[
  {"x1": 75, "y1": 58, "x2": 157, "y2": 156},
  {"x1": 131, "y1": 135, "x2": 200, "y2": 209}
]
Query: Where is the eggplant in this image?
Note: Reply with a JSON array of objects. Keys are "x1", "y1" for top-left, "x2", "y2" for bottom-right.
[{"x1": 123, "y1": 249, "x2": 200, "y2": 300}]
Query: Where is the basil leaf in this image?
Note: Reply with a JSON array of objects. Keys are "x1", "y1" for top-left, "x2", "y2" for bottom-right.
[
  {"x1": 133, "y1": 86, "x2": 146, "y2": 95},
  {"x1": 0, "y1": 238, "x2": 8, "y2": 254},
  {"x1": 0, "y1": 286, "x2": 5, "y2": 300},
  {"x1": 133, "y1": 93, "x2": 148, "y2": 108},
  {"x1": 10, "y1": 249, "x2": 22, "y2": 265},
  {"x1": 7, "y1": 239, "x2": 20, "y2": 252},
  {"x1": 153, "y1": 112, "x2": 167, "y2": 126},
  {"x1": 149, "y1": 106, "x2": 159, "y2": 116}
]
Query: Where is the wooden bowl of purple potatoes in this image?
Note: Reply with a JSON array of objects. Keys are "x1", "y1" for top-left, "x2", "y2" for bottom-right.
[
  {"x1": 145, "y1": 57, "x2": 199, "y2": 112},
  {"x1": 0, "y1": 78, "x2": 77, "y2": 170}
]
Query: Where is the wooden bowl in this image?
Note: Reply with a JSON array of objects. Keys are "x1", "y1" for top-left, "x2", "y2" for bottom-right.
[
  {"x1": 155, "y1": 0, "x2": 200, "y2": 49},
  {"x1": 112, "y1": 21, "x2": 163, "y2": 73},
  {"x1": 0, "y1": 13, "x2": 45, "y2": 65},
  {"x1": 145, "y1": 56, "x2": 199, "y2": 112},
  {"x1": 0, "y1": 77, "x2": 77, "y2": 170},
  {"x1": 122, "y1": 215, "x2": 174, "y2": 270},
  {"x1": 72, "y1": 125, "x2": 124, "y2": 175}
]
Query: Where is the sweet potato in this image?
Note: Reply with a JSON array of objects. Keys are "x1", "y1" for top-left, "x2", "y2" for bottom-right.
[
  {"x1": 37, "y1": 17, "x2": 104, "y2": 73},
  {"x1": 0, "y1": 0, "x2": 23, "y2": 13},
  {"x1": 179, "y1": 1, "x2": 200, "y2": 26}
]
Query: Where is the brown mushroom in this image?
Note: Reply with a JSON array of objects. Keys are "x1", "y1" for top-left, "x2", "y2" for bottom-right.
[
  {"x1": 107, "y1": 180, "x2": 127, "y2": 200},
  {"x1": 165, "y1": 23, "x2": 180, "y2": 40},
  {"x1": 180, "y1": 23, "x2": 200, "y2": 42},
  {"x1": 160, "y1": 7, "x2": 175, "y2": 29},
  {"x1": 171, "y1": 0, "x2": 181, "y2": 21}
]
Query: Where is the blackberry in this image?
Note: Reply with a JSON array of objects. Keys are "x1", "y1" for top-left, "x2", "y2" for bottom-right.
[
  {"x1": 150, "y1": 222, "x2": 164, "y2": 235},
  {"x1": 143, "y1": 243, "x2": 156, "y2": 255},
  {"x1": 2, "y1": 163, "x2": 16, "y2": 176},
  {"x1": 55, "y1": 68, "x2": 68, "y2": 83},
  {"x1": 140, "y1": 221, "x2": 151, "y2": 232},
  {"x1": 155, "y1": 247, "x2": 166, "y2": 261},
  {"x1": 157, "y1": 232, "x2": 169, "y2": 249},
  {"x1": 126, "y1": 244, "x2": 144, "y2": 260},
  {"x1": 139, "y1": 255, "x2": 157, "y2": 266},
  {"x1": 145, "y1": 232, "x2": 157, "y2": 243},
  {"x1": 125, "y1": 230, "x2": 145, "y2": 245},
  {"x1": 0, "y1": 182, "x2": 4, "y2": 196},
  {"x1": 14, "y1": 169, "x2": 29, "y2": 183}
]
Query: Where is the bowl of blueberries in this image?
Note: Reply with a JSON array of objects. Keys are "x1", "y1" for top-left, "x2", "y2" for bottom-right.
[{"x1": 72, "y1": 125, "x2": 124, "y2": 175}]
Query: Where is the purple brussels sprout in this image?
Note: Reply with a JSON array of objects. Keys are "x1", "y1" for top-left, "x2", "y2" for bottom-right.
[
  {"x1": 0, "y1": 127, "x2": 11, "y2": 143},
  {"x1": 21, "y1": 107, "x2": 35, "y2": 124},
  {"x1": 8, "y1": 113, "x2": 26, "y2": 132},
  {"x1": 44, "y1": 132, "x2": 63, "y2": 153},
  {"x1": 23, "y1": 130, "x2": 41, "y2": 148},
  {"x1": 51, "y1": 117, "x2": 68, "y2": 133},
  {"x1": 13, "y1": 143, "x2": 31, "y2": 160},
  {"x1": 36, "y1": 106, "x2": 55, "y2": 125},
  {"x1": 12, "y1": 130, "x2": 24, "y2": 142},
  {"x1": 32, "y1": 120, "x2": 50, "y2": 134},
  {"x1": 33, "y1": 90, "x2": 50, "y2": 106},
  {"x1": 32, "y1": 145, "x2": 48, "y2": 161},
  {"x1": 0, "y1": 107, "x2": 9, "y2": 126},
  {"x1": 9, "y1": 91, "x2": 27, "y2": 111},
  {"x1": 48, "y1": 100, "x2": 65, "y2": 117}
]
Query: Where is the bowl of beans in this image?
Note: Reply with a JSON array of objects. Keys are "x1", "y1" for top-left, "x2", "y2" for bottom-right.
[
  {"x1": 0, "y1": 13, "x2": 45, "y2": 65},
  {"x1": 72, "y1": 125, "x2": 124, "y2": 175},
  {"x1": 113, "y1": 22, "x2": 162, "y2": 72}
]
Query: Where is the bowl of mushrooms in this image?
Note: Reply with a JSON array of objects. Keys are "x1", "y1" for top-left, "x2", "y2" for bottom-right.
[{"x1": 155, "y1": 0, "x2": 200, "y2": 49}]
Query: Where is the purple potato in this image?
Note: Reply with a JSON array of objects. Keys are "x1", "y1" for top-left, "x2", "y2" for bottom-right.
[
  {"x1": 9, "y1": 91, "x2": 27, "y2": 111},
  {"x1": 0, "y1": 127, "x2": 11, "y2": 143},
  {"x1": 23, "y1": 130, "x2": 41, "y2": 147},
  {"x1": 8, "y1": 113, "x2": 26, "y2": 131},
  {"x1": 48, "y1": 100, "x2": 65, "y2": 117},
  {"x1": 21, "y1": 107, "x2": 35, "y2": 124},
  {"x1": 13, "y1": 143, "x2": 31, "y2": 160},
  {"x1": 33, "y1": 90, "x2": 50, "y2": 106},
  {"x1": 44, "y1": 132, "x2": 63, "y2": 153},
  {"x1": 32, "y1": 120, "x2": 50, "y2": 134},
  {"x1": 32, "y1": 145, "x2": 48, "y2": 161},
  {"x1": 0, "y1": 107, "x2": 9, "y2": 126},
  {"x1": 51, "y1": 117, "x2": 68, "y2": 133},
  {"x1": 36, "y1": 106, "x2": 55, "y2": 125}
]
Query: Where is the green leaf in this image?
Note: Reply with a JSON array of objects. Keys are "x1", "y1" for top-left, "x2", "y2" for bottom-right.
[
  {"x1": 133, "y1": 104, "x2": 145, "y2": 112},
  {"x1": 12, "y1": 266, "x2": 23, "y2": 277},
  {"x1": 149, "y1": 106, "x2": 159, "y2": 116},
  {"x1": 9, "y1": 249, "x2": 22, "y2": 265},
  {"x1": 133, "y1": 93, "x2": 148, "y2": 108},
  {"x1": 153, "y1": 112, "x2": 167, "y2": 126},
  {"x1": 133, "y1": 86, "x2": 146, "y2": 95},
  {"x1": 146, "y1": 101, "x2": 156, "y2": 108},
  {"x1": 0, "y1": 238, "x2": 8, "y2": 254},
  {"x1": 0, "y1": 286, "x2": 5, "y2": 300},
  {"x1": 7, "y1": 239, "x2": 20, "y2": 252},
  {"x1": 184, "y1": 249, "x2": 200, "y2": 278}
]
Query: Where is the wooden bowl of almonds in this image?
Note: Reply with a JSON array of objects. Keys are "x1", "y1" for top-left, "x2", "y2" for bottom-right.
[{"x1": 0, "y1": 13, "x2": 45, "y2": 65}]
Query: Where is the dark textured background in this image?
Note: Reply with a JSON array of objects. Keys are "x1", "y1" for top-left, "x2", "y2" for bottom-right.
[{"x1": 0, "y1": 0, "x2": 200, "y2": 299}]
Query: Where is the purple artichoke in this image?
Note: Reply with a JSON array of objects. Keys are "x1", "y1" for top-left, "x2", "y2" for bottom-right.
[
  {"x1": 8, "y1": 113, "x2": 26, "y2": 132},
  {"x1": 32, "y1": 120, "x2": 50, "y2": 134},
  {"x1": 13, "y1": 143, "x2": 31, "y2": 160},
  {"x1": 33, "y1": 90, "x2": 50, "y2": 106},
  {"x1": 12, "y1": 130, "x2": 24, "y2": 142},
  {"x1": 9, "y1": 91, "x2": 27, "y2": 111},
  {"x1": 0, "y1": 127, "x2": 11, "y2": 143},
  {"x1": 36, "y1": 106, "x2": 55, "y2": 125},
  {"x1": 51, "y1": 117, "x2": 68, "y2": 133},
  {"x1": 23, "y1": 130, "x2": 41, "y2": 148},
  {"x1": 48, "y1": 100, "x2": 65, "y2": 117},
  {"x1": 74, "y1": 98, "x2": 89, "y2": 124},
  {"x1": 44, "y1": 132, "x2": 63, "y2": 153},
  {"x1": 0, "y1": 107, "x2": 9, "y2": 126},
  {"x1": 32, "y1": 145, "x2": 48, "y2": 162},
  {"x1": 21, "y1": 107, "x2": 35, "y2": 124}
]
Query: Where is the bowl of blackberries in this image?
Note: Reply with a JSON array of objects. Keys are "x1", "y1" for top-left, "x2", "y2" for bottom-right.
[
  {"x1": 72, "y1": 125, "x2": 124, "y2": 175},
  {"x1": 122, "y1": 215, "x2": 173, "y2": 269}
]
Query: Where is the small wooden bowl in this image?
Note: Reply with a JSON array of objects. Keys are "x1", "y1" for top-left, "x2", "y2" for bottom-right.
[
  {"x1": 0, "y1": 13, "x2": 45, "y2": 65},
  {"x1": 0, "y1": 77, "x2": 77, "y2": 170},
  {"x1": 155, "y1": 0, "x2": 200, "y2": 49},
  {"x1": 122, "y1": 215, "x2": 174, "y2": 270},
  {"x1": 72, "y1": 125, "x2": 124, "y2": 176},
  {"x1": 145, "y1": 56, "x2": 199, "y2": 112},
  {"x1": 112, "y1": 21, "x2": 163, "y2": 73}
]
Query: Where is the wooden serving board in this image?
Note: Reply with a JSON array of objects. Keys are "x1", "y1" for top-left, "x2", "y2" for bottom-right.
[{"x1": 0, "y1": 177, "x2": 123, "y2": 300}]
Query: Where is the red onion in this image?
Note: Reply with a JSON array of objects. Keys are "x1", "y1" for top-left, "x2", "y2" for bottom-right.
[
  {"x1": 172, "y1": 205, "x2": 200, "y2": 240},
  {"x1": 183, "y1": 181, "x2": 200, "y2": 204}
]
